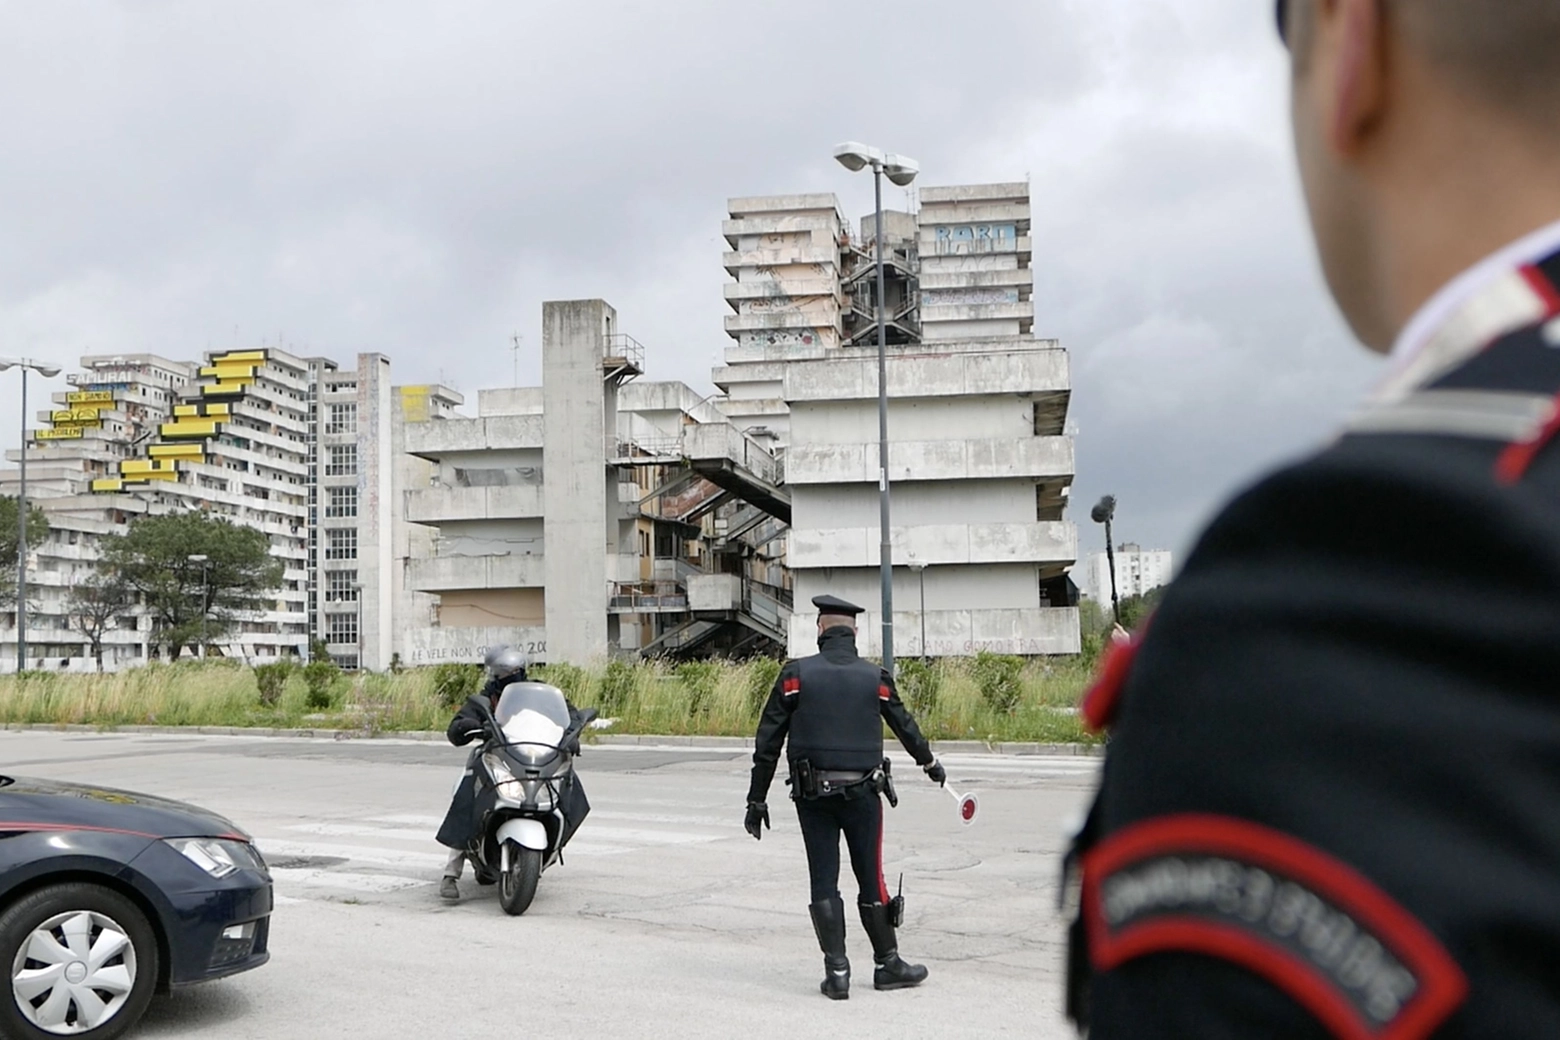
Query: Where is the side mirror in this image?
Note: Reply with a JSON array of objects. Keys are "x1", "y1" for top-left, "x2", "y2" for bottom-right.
[{"x1": 578, "y1": 708, "x2": 600, "y2": 727}]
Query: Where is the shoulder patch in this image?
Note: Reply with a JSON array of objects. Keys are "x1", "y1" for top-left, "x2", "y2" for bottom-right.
[
  {"x1": 1083, "y1": 814, "x2": 1466, "y2": 1040},
  {"x1": 782, "y1": 676, "x2": 800, "y2": 698},
  {"x1": 877, "y1": 683, "x2": 891, "y2": 702}
]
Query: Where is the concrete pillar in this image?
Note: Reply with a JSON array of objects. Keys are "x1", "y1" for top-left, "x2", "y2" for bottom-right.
[{"x1": 543, "y1": 300, "x2": 615, "y2": 664}]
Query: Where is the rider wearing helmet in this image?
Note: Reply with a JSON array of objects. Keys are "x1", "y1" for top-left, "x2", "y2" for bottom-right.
[{"x1": 437, "y1": 645, "x2": 586, "y2": 901}]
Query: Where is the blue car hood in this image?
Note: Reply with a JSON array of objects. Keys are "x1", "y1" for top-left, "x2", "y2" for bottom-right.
[{"x1": 0, "y1": 776, "x2": 251, "y2": 841}]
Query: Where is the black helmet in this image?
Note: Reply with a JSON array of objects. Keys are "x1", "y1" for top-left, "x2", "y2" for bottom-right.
[{"x1": 487, "y1": 646, "x2": 530, "y2": 681}]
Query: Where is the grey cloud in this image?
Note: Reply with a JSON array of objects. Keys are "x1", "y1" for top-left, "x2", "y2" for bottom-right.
[{"x1": 0, "y1": 0, "x2": 1388, "y2": 562}]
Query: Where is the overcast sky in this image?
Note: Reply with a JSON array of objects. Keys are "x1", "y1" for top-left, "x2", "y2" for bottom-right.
[{"x1": 0, "y1": 0, "x2": 1384, "y2": 560}]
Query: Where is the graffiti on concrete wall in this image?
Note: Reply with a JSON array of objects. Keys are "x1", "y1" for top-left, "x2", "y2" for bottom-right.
[
  {"x1": 738, "y1": 330, "x2": 820, "y2": 350},
  {"x1": 922, "y1": 288, "x2": 1021, "y2": 306},
  {"x1": 931, "y1": 224, "x2": 1017, "y2": 255}
]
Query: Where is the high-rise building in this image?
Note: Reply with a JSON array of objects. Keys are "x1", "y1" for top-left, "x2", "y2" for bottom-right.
[
  {"x1": 0, "y1": 348, "x2": 399, "y2": 670},
  {"x1": 714, "y1": 182, "x2": 1081, "y2": 659}
]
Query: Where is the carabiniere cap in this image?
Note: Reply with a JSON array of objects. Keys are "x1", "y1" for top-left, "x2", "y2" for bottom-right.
[{"x1": 811, "y1": 594, "x2": 865, "y2": 616}]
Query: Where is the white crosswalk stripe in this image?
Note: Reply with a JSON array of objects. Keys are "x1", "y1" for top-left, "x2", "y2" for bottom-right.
[{"x1": 251, "y1": 755, "x2": 1097, "y2": 903}]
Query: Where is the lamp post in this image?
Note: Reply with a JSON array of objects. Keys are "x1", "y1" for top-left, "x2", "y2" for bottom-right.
[
  {"x1": 833, "y1": 141, "x2": 919, "y2": 677},
  {"x1": 1090, "y1": 496, "x2": 1120, "y2": 626},
  {"x1": 351, "y1": 581, "x2": 364, "y2": 671},
  {"x1": 0, "y1": 357, "x2": 63, "y2": 673},
  {"x1": 909, "y1": 559, "x2": 928, "y2": 663},
  {"x1": 187, "y1": 554, "x2": 210, "y2": 659}
]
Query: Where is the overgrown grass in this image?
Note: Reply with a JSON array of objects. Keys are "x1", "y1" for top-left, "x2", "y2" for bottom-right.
[{"x1": 0, "y1": 656, "x2": 1101, "y2": 744}]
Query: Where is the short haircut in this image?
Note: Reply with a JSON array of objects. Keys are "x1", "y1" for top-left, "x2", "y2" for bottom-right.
[
  {"x1": 1394, "y1": 0, "x2": 1560, "y2": 125},
  {"x1": 1289, "y1": 0, "x2": 1560, "y2": 126},
  {"x1": 817, "y1": 613, "x2": 857, "y2": 630}
]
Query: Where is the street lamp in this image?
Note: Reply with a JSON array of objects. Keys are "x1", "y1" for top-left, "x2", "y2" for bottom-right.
[
  {"x1": 0, "y1": 357, "x2": 62, "y2": 673},
  {"x1": 187, "y1": 554, "x2": 210, "y2": 660},
  {"x1": 909, "y1": 559, "x2": 928, "y2": 663},
  {"x1": 833, "y1": 141, "x2": 920, "y2": 677},
  {"x1": 351, "y1": 581, "x2": 364, "y2": 671},
  {"x1": 1090, "y1": 496, "x2": 1120, "y2": 626}
]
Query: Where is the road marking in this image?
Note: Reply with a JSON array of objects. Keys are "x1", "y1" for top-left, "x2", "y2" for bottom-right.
[{"x1": 269, "y1": 868, "x2": 429, "y2": 894}]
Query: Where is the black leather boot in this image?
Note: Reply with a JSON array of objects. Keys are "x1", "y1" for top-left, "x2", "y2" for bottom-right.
[
  {"x1": 809, "y1": 897, "x2": 851, "y2": 1000},
  {"x1": 859, "y1": 901, "x2": 929, "y2": 990}
]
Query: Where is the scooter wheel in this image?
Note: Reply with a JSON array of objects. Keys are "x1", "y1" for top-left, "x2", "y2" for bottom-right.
[{"x1": 498, "y1": 844, "x2": 542, "y2": 916}]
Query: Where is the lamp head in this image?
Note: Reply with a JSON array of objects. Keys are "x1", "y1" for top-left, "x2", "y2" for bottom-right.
[
  {"x1": 833, "y1": 141, "x2": 882, "y2": 172},
  {"x1": 1090, "y1": 495, "x2": 1117, "y2": 525},
  {"x1": 883, "y1": 153, "x2": 920, "y2": 187}
]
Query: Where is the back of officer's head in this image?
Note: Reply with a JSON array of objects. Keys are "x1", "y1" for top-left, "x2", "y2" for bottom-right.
[
  {"x1": 1285, "y1": 0, "x2": 1560, "y2": 349},
  {"x1": 817, "y1": 613, "x2": 856, "y2": 634}
]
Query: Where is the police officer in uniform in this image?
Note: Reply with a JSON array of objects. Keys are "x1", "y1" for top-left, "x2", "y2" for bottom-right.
[
  {"x1": 746, "y1": 594, "x2": 947, "y2": 1000},
  {"x1": 1068, "y1": 2, "x2": 1560, "y2": 1036}
]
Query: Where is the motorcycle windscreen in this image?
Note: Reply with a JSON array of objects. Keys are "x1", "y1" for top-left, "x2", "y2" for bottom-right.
[{"x1": 493, "y1": 682, "x2": 571, "y2": 765}]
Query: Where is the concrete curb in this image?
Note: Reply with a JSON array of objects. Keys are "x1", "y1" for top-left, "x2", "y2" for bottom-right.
[{"x1": 0, "y1": 723, "x2": 1103, "y2": 756}]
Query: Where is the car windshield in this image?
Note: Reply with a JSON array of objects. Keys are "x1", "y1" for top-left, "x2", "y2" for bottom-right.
[{"x1": 492, "y1": 682, "x2": 570, "y2": 760}]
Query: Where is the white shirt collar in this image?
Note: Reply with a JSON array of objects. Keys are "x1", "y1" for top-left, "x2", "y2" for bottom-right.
[
  {"x1": 1371, "y1": 217, "x2": 1560, "y2": 403},
  {"x1": 1390, "y1": 217, "x2": 1560, "y2": 365}
]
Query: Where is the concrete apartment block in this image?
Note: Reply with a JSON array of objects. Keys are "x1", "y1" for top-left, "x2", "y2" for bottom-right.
[
  {"x1": 0, "y1": 349, "x2": 403, "y2": 670},
  {"x1": 401, "y1": 303, "x2": 788, "y2": 666},
  {"x1": 714, "y1": 181, "x2": 1081, "y2": 661}
]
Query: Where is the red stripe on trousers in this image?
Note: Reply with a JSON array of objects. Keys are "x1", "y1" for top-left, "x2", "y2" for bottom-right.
[{"x1": 876, "y1": 801, "x2": 890, "y2": 904}]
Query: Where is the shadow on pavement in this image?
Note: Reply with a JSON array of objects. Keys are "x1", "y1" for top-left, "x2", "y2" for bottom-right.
[{"x1": 135, "y1": 981, "x2": 254, "y2": 1035}]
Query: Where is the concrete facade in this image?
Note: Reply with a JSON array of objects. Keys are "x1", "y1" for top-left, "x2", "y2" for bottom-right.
[
  {"x1": 402, "y1": 301, "x2": 790, "y2": 667},
  {"x1": 713, "y1": 182, "x2": 1081, "y2": 660},
  {"x1": 0, "y1": 349, "x2": 407, "y2": 671}
]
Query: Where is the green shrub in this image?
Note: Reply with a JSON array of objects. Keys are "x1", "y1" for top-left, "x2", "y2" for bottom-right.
[
  {"x1": 895, "y1": 658, "x2": 940, "y2": 716},
  {"x1": 430, "y1": 663, "x2": 483, "y2": 710},
  {"x1": 302, "y1": 657, "x2": 340, "y2": 711},
  {"x1": 970, "y1": 651, "x2": 1025, "y2": 715},
  {"x1": 536, "y1": 662, "x2": 588, "y2": 703},
  {"x1": 676, "y1": 660, "x2": 722, "y2": 720},
  {"x1": 598, "y1": 659, "x2": 636, "y2": 715},
  {"x1": 745, "y1": 657, "x2": 782, "y2": 718},
  {"x1": 253, "y1": 662, "x2": 293, "y2": 708}
]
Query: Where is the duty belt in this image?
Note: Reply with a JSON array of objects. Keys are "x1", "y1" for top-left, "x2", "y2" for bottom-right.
[{"x1": 816, "y1": 770, "x2": 871, "y2": 793}]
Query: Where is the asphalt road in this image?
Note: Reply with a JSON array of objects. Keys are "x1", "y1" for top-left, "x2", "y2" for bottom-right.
[{"x1": 0, "y1": 730, "x2": 1099, "y2": 1039}]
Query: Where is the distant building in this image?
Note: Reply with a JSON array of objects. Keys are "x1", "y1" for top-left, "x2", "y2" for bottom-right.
[
  {"x1": 400, "y1": 299, "x2": 790, "y2": 666},
  {"x1": 714, "y1": 182, "x2": 1079, "y2": 658},
  {"x1": 1086, "y1": 543, "x2": 1174, "y2": 609},
  {"x1": 0, "y1": 348, "x2": 401, "y2": 671}
]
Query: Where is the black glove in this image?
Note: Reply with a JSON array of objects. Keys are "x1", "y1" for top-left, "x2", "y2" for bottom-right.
[
  {"x1": 744, "y1": 801, "x2": 770, "y2": 840},
  {"x1": 924, "y1": 760, "x2": 947, "y2": 786}
]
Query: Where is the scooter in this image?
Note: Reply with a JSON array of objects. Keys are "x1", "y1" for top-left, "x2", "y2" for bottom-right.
[{"x1": 459, "y1": 681, "x2": 596, "y2": 915}]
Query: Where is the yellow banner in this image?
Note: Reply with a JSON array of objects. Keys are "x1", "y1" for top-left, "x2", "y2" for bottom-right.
[
  {"x1": 52, "y1": 408, "x2": 101, "y2": 425},
  {"x1": 67, "y1": 390, "x2": 114, "y2": 404},
  {"x1": 36, "y1": 427, "x2": 84, "y2": 440}
]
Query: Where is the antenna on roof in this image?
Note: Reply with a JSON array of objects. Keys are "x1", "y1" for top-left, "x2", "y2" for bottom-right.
[{"x1": 510, "y1": 332, "x2": 523, "y2": 387}]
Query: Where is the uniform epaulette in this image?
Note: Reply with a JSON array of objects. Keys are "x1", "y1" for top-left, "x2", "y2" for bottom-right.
[{"x1": 1345, "y1": 319, "x2": 1560, "y2": 483}]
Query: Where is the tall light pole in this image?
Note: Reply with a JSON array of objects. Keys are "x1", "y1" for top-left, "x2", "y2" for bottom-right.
[
  {"x1": 187, "y1": 554, "x2": 210, "y2": 659},
  {"x1": 351, "y1": 581, "x2": 364, "y2": 671},
  {"x1": 909, "y1": 559, "x2": 928, "y2": 663},
  {"x1": 1090, "y1": 496, "x2": 1120, "y2": 626},
  {"x1": 0, "y1": 357, "x2": 62, "y2": 673},
  {"x1": 833, "y1": 142, "x2": 920, "y2": 677}
]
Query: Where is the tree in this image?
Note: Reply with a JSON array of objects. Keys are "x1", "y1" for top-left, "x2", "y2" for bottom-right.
[
  {"x1": 65, "y1": 573, "x2": 131, "y2": 671},
  {"x1": 100, "y1": 513, "x2": 284, "y2": 659},
  {"x1": 0, "y1": 496, "x2": 49, "y2": 610}
]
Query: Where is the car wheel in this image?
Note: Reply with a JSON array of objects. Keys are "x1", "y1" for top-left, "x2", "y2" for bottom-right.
[{"x1": 0, "y1": 883, "x2": 158, "y2": 1040}]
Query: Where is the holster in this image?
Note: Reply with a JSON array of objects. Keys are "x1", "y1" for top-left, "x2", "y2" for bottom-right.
[
  {"x1": 789, "y1": 758, "x2": 819, "y2": 801},
  {"x1": 877, "y1": 757, "x2": 898, "y2": 808}
]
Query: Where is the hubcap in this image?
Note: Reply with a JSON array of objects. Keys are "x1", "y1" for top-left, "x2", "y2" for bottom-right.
[{"x1": 11, "y1": 910, "x2": 137, "y2": 1035}]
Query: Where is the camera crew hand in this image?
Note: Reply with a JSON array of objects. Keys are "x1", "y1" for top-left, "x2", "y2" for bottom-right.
[
  {"x1": 744, "y1": 801, "x2": 770, "y2": 840},
  {"x1": 923, "y1": 759, "x2": 947, "y2": 787}
]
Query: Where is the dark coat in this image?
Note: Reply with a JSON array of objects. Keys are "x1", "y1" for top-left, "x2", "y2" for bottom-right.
[
  {"x1": 748, "y1": 627, "x2": 933, "y2": 805},
  {"x1": 1068, "y1": 298, "x2": 1560, "y2": 1037}
]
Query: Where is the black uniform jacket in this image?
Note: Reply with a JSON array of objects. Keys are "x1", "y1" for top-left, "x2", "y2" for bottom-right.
[
  {"x1": 748, "y1": 627, "x2": 934, "y2": 805},
  {"x1": 1071, "y1": 259, "x2": 1560, "y2": 1039}
]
